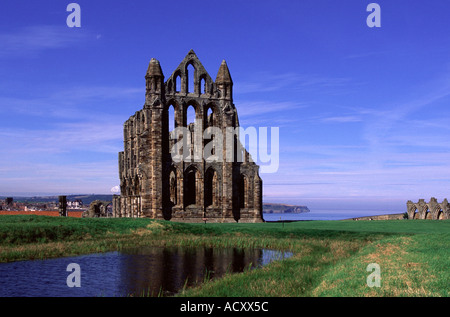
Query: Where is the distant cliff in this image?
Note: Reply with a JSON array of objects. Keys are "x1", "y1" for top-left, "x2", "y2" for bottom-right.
[{"x1": 263, "y1": 203, "x2": 310, "y2": 214}]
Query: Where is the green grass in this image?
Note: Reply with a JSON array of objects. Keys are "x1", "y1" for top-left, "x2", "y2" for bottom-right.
[
  {"x1": 0, "y1": 215, "x2": 448, "y2": 296},
  {"x1": 0, "y1": 215, "x2": 155, "y2": 245}
]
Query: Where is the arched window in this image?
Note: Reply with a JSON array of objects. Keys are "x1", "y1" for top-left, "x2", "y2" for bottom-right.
[
  {"x1": 207, "y1": 107, "x2": 213, "y2": 126},
  {"x1": 187, "y1": 64, "x2": 195, "y2": 93},
  {"x1": 184, "y1": 105, "x2": 197, "y2": 161},
  {"x1": 205, "y1": 172, "x2": 213, "y2": 208},
  {"x1": 186, "y1": 105, "x2": 196, "y2": 126},
  {"x1": 239, "y1": 175, "x2": 247, "y2": 209},
  {"x1": 168, "y1": 105, "x2": 175, "y2": 132},
  {"x1": 205, "y1": 168, "x2": 218, "y2": 208},
  {"x1": 169, "y1": 169, "x2": 177, "y2": 206},
  {"x1": 175, "y1": 74, "x2": 181, "y2": 93},
  {"x1": 200, "y1": 77, "x2": 206, "y2": 94},
  {"x1": 204, "y1": 106, "x2": 216, "y2": 158},
  {"x1": 184, "y1": 167, "x2": 197, "y2": 207}
]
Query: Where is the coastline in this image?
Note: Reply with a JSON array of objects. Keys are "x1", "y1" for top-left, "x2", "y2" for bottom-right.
[{"x1": 262, "y1": 210, "x2": 405, "y2": 222}]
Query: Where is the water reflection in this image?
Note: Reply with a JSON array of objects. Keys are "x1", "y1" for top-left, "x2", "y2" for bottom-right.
[
  {"x1": 0, "y1": 247, "x2": 292, "y2": 297},
  {"x1": 119, "y1": 247, "x2": 290, "y2": 296}
]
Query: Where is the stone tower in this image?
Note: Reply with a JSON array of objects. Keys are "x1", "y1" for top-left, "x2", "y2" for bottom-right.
[{"x1": 113, "y1": 50, "x2": 263, "y2": 223}]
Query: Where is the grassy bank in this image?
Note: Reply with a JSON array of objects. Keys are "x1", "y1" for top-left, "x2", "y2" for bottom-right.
[{"x1": 0, "y1": 215, "x2": 448, "y2": 296}]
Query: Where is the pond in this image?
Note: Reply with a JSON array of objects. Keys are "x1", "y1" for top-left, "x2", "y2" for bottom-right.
[{"x1": 0, "y1": 247, "x2": 293, "y2": 297}]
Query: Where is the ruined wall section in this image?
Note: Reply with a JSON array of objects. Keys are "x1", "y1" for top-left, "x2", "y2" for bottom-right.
[
  {"x1": 406, "y1": 198, "x2": 450, "y2": 220},
  {"x1": 116, "y1": 108, "x2": 150, "y2": 217}
]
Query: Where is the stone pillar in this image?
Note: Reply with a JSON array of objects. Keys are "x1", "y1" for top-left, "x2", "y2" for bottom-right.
[
  {"x1": 221, "y1": 162, "x2": 234, "y2": 221},
  {"x1": 440, "y1": 199, "x2": 450, "y2": 220},
  {"x1": 112, "y1": 195, "x2": 120, "y2": 218},
  {"x1": 428, "y1": 197, "x2": 441, "y2": 220},
  {"x1": 58, "y1": 196, "x2": 67, "y2": 217},
  {"x1": 254, "y1": 173, "x2": 263, "y2": 222},
  {"x1": 139, "y1": 119, "x2": 153, "y2": 218},
  {"x1": 121, "y1": 197, "x2": 126, "y2": 217},
  {"x1": 151, "y1": 107, "x2": 163, "y2": 219},
  {"x1": 406, "y1": 200, "x2": 417, "y2": 220}
]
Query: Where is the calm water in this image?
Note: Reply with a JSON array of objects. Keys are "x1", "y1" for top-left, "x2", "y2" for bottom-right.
[
  {"x1": 263, "y1": 209, "x2": 399, "y2": 221},
  {"x1": 0, "y1": 247, "x2": 292, "y2": 297}
]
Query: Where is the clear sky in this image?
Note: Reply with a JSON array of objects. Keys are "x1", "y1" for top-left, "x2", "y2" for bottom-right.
[{"x1": 1, "y1": 1, "x2": 450, "y2": 211}]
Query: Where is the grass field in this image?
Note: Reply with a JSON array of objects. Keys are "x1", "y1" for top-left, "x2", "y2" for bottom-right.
[{"x1": 0, "y1": 215, "x2": 448, "y2": 297}]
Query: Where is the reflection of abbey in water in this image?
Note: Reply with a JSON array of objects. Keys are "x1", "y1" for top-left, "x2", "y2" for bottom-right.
[
  {"x1": 113, "y1": 50, "x2": 263, "y2": 222},
  {"x1": 122, "y1": 247, "x2": 264, "y2": 296}
]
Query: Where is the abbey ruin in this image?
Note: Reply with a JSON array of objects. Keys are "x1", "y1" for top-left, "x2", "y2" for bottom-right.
[
  {"x1": 406, "y1": 198, "x2": 450, "y2": 220},
  {"x1": 112, "y1": 50, "x2": 263, "y2": 223}
]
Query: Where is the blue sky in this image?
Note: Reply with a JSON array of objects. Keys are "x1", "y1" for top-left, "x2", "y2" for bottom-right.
[{"x1": 1, "y1": 1, "x2": 450, "y2": 211}]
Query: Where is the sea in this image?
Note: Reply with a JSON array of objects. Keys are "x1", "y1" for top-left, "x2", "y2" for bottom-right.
[{"x1": 262, "y1": 209, "x2": 401, "y2": 221}]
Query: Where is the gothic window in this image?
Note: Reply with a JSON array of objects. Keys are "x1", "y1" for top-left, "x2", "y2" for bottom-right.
[
  {"x1": 184, "y1": 167, "x2": 197, "y2": 207},
  {"x1": 239, "y1": 175, "x2": 247, "y2": 209},
  {"x1": 187, "y1": 63, "x2": 195, "y2": 93},
  {"x1": 205, "y1": 168, "x2": 218, "y2": 208},
  {"x1": 186, "y1": 105, "x2": 196, "y2": 126},
  {"x1": 207, "y1": 107, "x2": 214, "y2": 126},
  {"x1": 204, "y1": 106, "x2": 217, "y2": 158},
  {"x1": 200, "y1": 76, "x2": 206, "y2": 94},
  {"x1": 168, "y1": 105, "x2": 175, "y2": 132},
  {"x1": 175, "y1": 74, "x2": 181, "y2": 93},
  {"x1": 169, "y1": 170, "x2": 177, "y2": 206}
]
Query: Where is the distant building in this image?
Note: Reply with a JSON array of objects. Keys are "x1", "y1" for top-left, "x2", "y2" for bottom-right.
[{"x1": 67, "y1": 199, "x2": 83, "y2": 209}]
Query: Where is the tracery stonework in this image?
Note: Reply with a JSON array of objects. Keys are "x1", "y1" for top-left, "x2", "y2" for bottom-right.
[{"x1": 113, "y1": 50, "x2": 263, "y2": 223}]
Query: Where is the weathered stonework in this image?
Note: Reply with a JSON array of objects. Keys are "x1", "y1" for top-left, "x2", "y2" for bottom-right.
[
  {"x1": 406, "y1": 198, "x2": 450, "y2": 220},
  {"x1": 84, "y1": 200, "x2": 110, "y2": 218},
  {"x1": 113, "y1": 50, "x2": 263, "y2": 223}
]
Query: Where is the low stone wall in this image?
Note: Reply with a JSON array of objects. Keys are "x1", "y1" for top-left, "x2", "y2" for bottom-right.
[{"x1": 346, "y1": 213, "x2": 405, "y2": 221}]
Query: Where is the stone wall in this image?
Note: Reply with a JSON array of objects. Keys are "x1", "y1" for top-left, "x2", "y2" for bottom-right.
[
  {"x1": 406, "y1": 198, "x2": 450, "y2": 220},
  {"x1": 348, "y1": 213, "x2": 406, "y2": 221}
]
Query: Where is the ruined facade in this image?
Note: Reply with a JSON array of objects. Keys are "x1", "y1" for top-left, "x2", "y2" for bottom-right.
[
  {"x1": 113, "y1": 50, "x2": 263, "y2": 223},
  {"x1": 406, "y1": 198, "x2": 450, "y2": 220}
]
